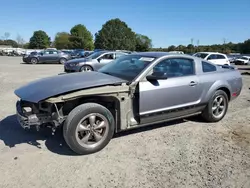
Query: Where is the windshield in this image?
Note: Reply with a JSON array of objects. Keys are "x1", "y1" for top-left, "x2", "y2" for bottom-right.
[
  {"x1": 98, "y1": 54, "x2": 155, "y2": 81},
  {"x1": 241, "y1": 57, "x2": 248, "y2": 60},
  {"x1": 87, "y1": 51, "x2": 106, "y2": 59},
  {"x1": 194, "y1": 53, "x2": 209, "y2": 59}
]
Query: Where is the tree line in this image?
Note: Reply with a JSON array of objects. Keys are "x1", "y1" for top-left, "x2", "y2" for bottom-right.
[
  {"x1": 20, "y1": 18, "x2": 152, "y2": 52},
  {"x1": 1, "y1": 18, "x2": 250, "y2": 54},
  {"x1": 151, "y1": 40, "x2": 250, "y2": 54}
]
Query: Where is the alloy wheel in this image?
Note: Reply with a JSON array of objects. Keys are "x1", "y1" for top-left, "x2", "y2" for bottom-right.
[
  {"x1": 75, "y1": 113, "x2": 109, "y2": 148},
  {"x1": 212, "y1": 95, "x2": 226, "y2": 119}
]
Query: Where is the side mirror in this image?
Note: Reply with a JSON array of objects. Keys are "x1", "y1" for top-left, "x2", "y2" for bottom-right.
[{"x1": 146, "y1": 73, "x2": 168, "y2": 81}]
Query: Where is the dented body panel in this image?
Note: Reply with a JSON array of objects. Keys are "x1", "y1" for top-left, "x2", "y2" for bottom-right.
[{"x1": 14, "y1": 52, "x2": 243, "y2": 134}]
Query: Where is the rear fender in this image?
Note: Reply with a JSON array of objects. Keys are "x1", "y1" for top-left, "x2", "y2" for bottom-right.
[{"x1": 204, "y1": 80, "x2": 231, "y2": 102}]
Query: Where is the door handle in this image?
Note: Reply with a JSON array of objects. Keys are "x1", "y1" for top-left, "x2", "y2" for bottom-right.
[{"x1": 189, "y1": 81, "x2": 198, "y2": 86}]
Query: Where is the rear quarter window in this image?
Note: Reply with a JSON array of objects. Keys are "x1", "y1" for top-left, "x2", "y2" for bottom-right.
[{"x1": 202, "y1": 61, "x2": 217, "y2": 72}]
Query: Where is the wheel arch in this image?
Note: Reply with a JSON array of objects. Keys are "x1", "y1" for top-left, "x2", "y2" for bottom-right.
[
  {"x1": 204, "y1": 81, "x2": 232, "y2": 103},
  {"x1": 60, "y1": 95, "x2": 121, "y2": 132}
]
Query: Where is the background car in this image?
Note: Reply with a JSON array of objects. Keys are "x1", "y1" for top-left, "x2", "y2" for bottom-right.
[
  {"x1": 234, "y1": 56, "x2": 250, "y2": 65},
  {"x1": 64, "y1": 50, "x2": 128, "y2": 72},
  {"x1": 193, "y1": 52, "x2": 230, "y2": 65},
  {"x1": 22, "y1": 49, "x2": 72, "y2": 64}
]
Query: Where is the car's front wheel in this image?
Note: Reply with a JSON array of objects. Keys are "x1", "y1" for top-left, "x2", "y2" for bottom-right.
[
  {"x1": 201, "y1": 90, "x2": 229, "y2": 122},
  {"x1": 63, "y1": 103, "x2": 115, "y2": 155},
  {"x1": 80, "y1": 65, "x2": 93, "y2": 72},
  {"x1": 59, "y1": 58, "x2": 67, "y2": 64},
  {"x1": 30, "y1": 58, "x2": 38, "y2": 64}
]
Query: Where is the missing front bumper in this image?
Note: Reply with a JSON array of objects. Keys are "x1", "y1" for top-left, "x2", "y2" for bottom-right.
[{"x1": 16, "y1": 101, "x2": 51, "y2": 129}]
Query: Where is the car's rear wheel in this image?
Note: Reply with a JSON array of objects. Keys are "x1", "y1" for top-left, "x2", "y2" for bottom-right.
[
  {"x1": 63, "y1": 103, "x2": 115, "y2": 155},
  {"x1": 30, "y1": 58, "x2": 38, "y2": 64},
  {"x1": 80, "y1": 65, "x2": 93, "y2": 72},
  {"x1": 201, "y1": 90, "x2": 228, "y2": 122},
  {"x1": 59, "y1": 58, "x2": 67, "y2": 64}
]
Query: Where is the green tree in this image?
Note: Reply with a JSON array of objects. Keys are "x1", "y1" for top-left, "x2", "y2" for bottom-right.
[
  {"x1": 94, "y1": 18, "x2": 136, "y2": 51},
  {"x1": 0, "y1": 39, "x2": 18, "y2": 47},
  {"x1": 135, "y1": 34, "x2": 152, "y2": 51},
  {"x1": 69, "y1": 24, "x2": 94, "y2": 50},
  {"x1": 23, "y1": 43, "x2": 30, "y2": 49},
  {"x1": 168, "y1": 45, "x2": 176, "y2": 51},
  {"x1": 54, "y1": 32, "x2": 71, "y2": 49},
  {"x1": 241, "y1": 39, "x2": 250, "y2": 54},
  {"x1": 29, "y1": 30, "x2": 51, "y2": 49}
]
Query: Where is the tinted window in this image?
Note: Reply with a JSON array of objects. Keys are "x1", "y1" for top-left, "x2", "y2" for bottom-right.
[
  {"x1": 207, "y1": 54, "x2": 217, "y2": 60},
  {"x1": 115, "y1": 52, "x2": 126, "y2": 59},
  {"x1": 216, "y1": 55, "x2": 226, "y2": 59},
  {"x1": 30, "y1": 52, "x2": 37, "y2": 55},
  {"x1": 194, "y1": 53, "x2": 209, "y2": 59},
  {"x1": 102, "y1": 53, "x2": 114, "y2": 59},
  {"x1": 202, "y1": 61, "x2": 216, "y2": 72},
  {"x1": 153, "y1": 58, "x2": 195, "y2": 78}
]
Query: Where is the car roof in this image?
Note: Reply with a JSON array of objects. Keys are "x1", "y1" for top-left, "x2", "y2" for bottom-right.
[
  {"x1": 131, "y1": 51, "x2": 195, "y2": 59},
  {"x1": 196, "y1": 52, "x2": 226, "y2": 55}
]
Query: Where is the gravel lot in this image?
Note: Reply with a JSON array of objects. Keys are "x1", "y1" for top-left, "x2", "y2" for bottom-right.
[{"x1": 0, "y1": 56, "x2": 250, "y2": 188}]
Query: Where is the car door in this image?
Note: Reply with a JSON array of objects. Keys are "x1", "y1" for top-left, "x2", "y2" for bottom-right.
[
  {"x1": 47, "y1": 50, "x2": 59, "y2": 63},
  {"x1": 39, "y1": 50, "x2": 50, "y2": 63},
  {"x1": 216, "y1": 54, "x2": 228, "y2": 65},
  {"x1": 97, "y1": 53, "x2": 115, "y2": 68},
  {"x1": 139, "y1": 57, "x2": 203, "y2": 123},
  {"x1": 206, "y1": 54, "x2": 218, "y2": 65}
]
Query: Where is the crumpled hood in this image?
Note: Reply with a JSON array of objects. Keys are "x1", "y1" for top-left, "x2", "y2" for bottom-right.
[{"x1": 15, "y1": 71, "x2": 126, "y2": 103}]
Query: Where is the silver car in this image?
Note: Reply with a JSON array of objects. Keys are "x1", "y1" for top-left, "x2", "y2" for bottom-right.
[
  {"x1": 14, "y1": 52, "x2": 242, "y2": 155},
  {"x1": 22, "y1": 49, "x2": 72, "y2": 64},
  {"x1": 64, "y1": 50, "x2": 128, "y2": 72}
]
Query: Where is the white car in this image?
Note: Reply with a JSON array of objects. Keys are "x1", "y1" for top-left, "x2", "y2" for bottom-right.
[
  {"x1": 234, "y1": 56, "x2": 250, "y2": 65},
  {"x1": 193, "y1": 52, "x2": 230, "y2": 66}
]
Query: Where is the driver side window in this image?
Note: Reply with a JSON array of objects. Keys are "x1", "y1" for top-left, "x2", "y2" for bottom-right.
[
  {"x1": 101, "y1": 53, "x2": 114, "y2": 60},
  {"x1": 150, "y1": 58, "x2": 195, "y2": 78}
]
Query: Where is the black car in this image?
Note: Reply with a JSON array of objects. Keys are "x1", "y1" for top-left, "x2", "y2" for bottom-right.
[{"x1": 22, "y1": 49, "x2": 72, "y2": 64}]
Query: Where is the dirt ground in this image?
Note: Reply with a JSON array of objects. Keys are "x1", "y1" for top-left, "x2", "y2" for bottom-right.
[{"x1": 0, "y1": 57, "x2": 250, "y2": 188}]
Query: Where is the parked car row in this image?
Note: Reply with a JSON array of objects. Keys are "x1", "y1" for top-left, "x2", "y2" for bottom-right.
[{"x1": 232, "y1": 56, "x2": 250, "y2": 65}]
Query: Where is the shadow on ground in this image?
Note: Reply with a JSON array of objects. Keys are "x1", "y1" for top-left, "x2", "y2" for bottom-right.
[
  {"x1": 0, "y1": 114, "x2": 196, "y2": 156},
  {"x1": 0, "y1": 115, "x2": 76, "y2": 156}
]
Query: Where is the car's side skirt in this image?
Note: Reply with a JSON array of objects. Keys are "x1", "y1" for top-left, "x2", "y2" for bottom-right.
[
  {"x1": 139, "y1": 104, "x2": 206, "y2": 125},
  {"x1": 120, "y1": 111, "x2": 202, "y2": 133}
]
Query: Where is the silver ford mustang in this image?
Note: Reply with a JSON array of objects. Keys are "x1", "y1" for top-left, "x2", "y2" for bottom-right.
[{"x1": 14, "y1": 52, "x2": 242, "y2": 155}]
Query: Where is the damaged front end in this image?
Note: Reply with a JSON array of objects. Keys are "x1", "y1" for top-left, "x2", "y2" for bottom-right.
[{"x1": 16, "y1": 100, "x2": 65, "y2": 134}]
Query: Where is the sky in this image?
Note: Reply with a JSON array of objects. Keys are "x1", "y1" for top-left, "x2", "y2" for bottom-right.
[{"x1": 0, "y1": 0, "x2": 249, "y2": 47}]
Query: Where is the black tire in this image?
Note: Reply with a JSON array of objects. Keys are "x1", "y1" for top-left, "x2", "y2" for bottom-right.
[
  {"x1": 80, "y1": 65, "x2": 93, "y2": 72},
  {"x1": 63, "y1": 103, "x2": 115, "y2": 155},
  {"x1": 201, "y1": 90, "x2": 229, "y2": 122},
  {"x1": 30, "y1": 58, "x2": 38, "y2": 64},
  {"x1": 59, "y1": 58, "x2": 67, "y2": 64}
]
